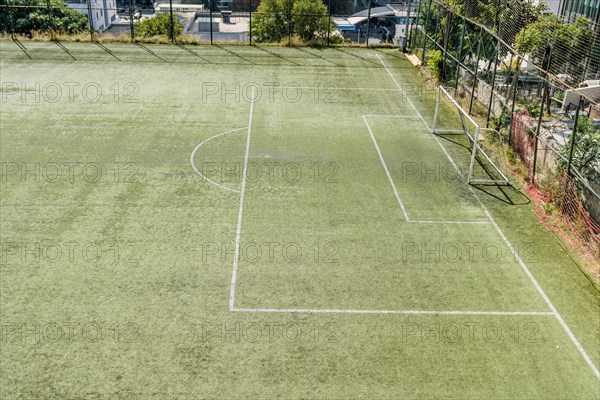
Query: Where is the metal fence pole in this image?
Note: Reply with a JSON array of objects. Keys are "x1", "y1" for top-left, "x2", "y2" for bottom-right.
[
  {"x1": 86, "y1": 0, "x2": 95, "y2": 41},
  {"x1": 531, "y1": 46, "x2": 553, "y2": 181},
  {"x1": 468, "y1": 35, "x2": 482, "y2": 114},
  {"x1": 508, "y1": 56, "x2": 520, "y2": 146},
  {"x1": 8, "y1": 0, "x2": 17, "y2": 40},
  {"x1": 567, "y1": 96, "x2": 584, "y2": 175},
  {"x1": 421, "y1": 0, "x2": 433, "y2": 62},
  {"x1": 327, "y1": 0, "x2": 331, "y2": 46},
  {"x1": 454, "y1": 16, "x2": 466, "y2": 97},
  {"x1": 249, "y1": 1, "x2": 253, "y2": 45},
  {"x1": 366, "y1": 1, "x2": 372, "y2": 47},
  {"x1": 288, "y1": 0, "x2": 292, "y2": 46},
  {"x1": 531, "y1": 81, "x2": 547, "y2": 181},
  {"x1": 128, "y1": 0, "x2": 134, "y2": 42},
  {"x1": 485, "y1": 39, "x2": 500, "y2": 128},
  {"x1": 411, "y1": 0, "x2": 422, "y2": 49},
  {"x1": 404, "y1": 0, "x2": 412, "y2": 52},
  {"x1": 210, "y1": 0, "x2": 214, "y2": 44},
  {"x1": 169, "y1": 0, "x2": 175, "y2": 44},
  {"x1": 441, "y1": 9, "x2": 451, "y2": 82},
  {"x1": 46, "y1": 0, "x2": 54, "y2": 39}
]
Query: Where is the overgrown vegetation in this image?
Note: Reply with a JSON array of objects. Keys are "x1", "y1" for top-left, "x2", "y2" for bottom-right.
[
  {"x1": 427, "y1": 49, "x2": 444, "y2": 80},
  {"x1": 558, "y1": 116, "x2": 600, "y2": 181},
  {"x1": 135, "y1": 14, "x2": 183, "y2": 41},
  {"x1": 0, "y1": 0, "x2": 88, "y2": 35},
  {"x1": 252, "y1": 0, "x2": 334, "y2": 44},
  {"x1": 515, "y1": 15, "x2": 594, "y2": 82}
]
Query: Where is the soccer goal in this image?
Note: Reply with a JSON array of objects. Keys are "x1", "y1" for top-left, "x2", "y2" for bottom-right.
[{"x1": 432, "y1": 86, "x2": 511, "y2": 186}]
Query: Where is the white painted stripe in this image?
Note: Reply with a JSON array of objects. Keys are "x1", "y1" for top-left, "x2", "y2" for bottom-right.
[
  {"x1": 362, "y1": 115, "x2": 422, "y2": 118},
  {"x1": 232, "y1": 307, "x2": 554, "y2": 316},
  {"x1": 411, "y1": 220, "x2": 491, "y2": 225},
  {"x1": 362, "y1": 115, "x2": 410, "y2": 222},
  {"x1": 229, "y1": 87, "x2": 256, "y2": 311},
  {"x1": 297, "y1": 87, "x2": 402, "y2": 92},
  {"x1": 376, "y1": 54, "x2": 431, "y2": 130},
  {"x1": 190, "y1": 127, "x2": 246, "y2": 193}
]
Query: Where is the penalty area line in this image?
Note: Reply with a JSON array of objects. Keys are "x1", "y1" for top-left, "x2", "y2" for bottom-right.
[
  {"x1": 231, "y1": 307, "x2": 555, "y2": 316},
  {"x1": 228, "y1": 87, "x2": 256, "y2": 311}
]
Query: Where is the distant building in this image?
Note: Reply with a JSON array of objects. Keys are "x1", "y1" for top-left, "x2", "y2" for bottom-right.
[
  {"x1": 334, "y1": 2, "x2": 418, "y2": 45},
  {"x1": 154, "y1": 3, "x2": 205, "y2": 14},
  {"x1": 65, "y1": 0, "x2": 118, "y2": 32}
]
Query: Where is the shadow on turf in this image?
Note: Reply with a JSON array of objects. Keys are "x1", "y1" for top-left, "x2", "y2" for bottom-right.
[
  {"x1": 470, "y1": 183, "x2": 530, "y2": 206},
  {"x1": 4, "y1": 40, "x2": 410, "y2": 70},
  {"x1": 435, "y1": 133, "x2": 530, "y2": 206}
]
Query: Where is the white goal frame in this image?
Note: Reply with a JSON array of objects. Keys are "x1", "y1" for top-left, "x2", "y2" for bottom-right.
[{"x1": 432, "y1": 86, "x2": 511, "y2": 186}]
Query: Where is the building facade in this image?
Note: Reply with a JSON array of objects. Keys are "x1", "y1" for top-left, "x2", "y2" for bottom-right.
[{"x1": 65, "y1": 0, "x2": 118, "y2": 32}]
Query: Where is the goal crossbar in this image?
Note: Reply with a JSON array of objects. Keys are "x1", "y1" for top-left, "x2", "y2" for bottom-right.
[{"x1": 432, "y1": 86, "x2": 511, "y2": 186}]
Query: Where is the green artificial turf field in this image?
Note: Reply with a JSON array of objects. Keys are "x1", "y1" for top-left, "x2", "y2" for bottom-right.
[{"x1": 1, "y1": 40, "x2": 599, "y2": 399}]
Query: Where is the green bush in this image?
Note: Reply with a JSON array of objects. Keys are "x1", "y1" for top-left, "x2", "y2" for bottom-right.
[
  {"x1": 427, "y1": 49, "x2": 443, "y2": 81},
  {"x1": 0, "y1": 0, "x2": 88, "y2": 35},
  {"x1": 135, "y1": 14, "x2": 183, "y2": 40},
  {"x1": 253, "y1": 0, "x2": 333, "y2": 43}
]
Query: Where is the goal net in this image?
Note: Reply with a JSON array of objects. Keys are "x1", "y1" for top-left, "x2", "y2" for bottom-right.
[{"x1": 432, "y1": 86, "x2": 511, "y2": 186}]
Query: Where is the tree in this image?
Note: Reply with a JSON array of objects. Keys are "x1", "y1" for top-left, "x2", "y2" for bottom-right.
[
  {"x1": 0, "y1": 0, "x2": 88, "y2": 35},
  {"x1": 252, "y1": 0, "x2": 291, "y2": 42},
  {"x1": 252, "y1": 0, "x2": 333, "y2": 43},
  {"x1": 292, "y1": 0, "x2": 329, "y2": 42},
  {"x1": 135, "y1": 14, "x2": 183, "y2": 40},
  {"x1": 515, "y1": 15, "x2": 594, "y2": 81}
]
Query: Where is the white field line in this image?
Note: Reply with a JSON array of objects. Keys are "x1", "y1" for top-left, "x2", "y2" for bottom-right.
[
  {"x1": 362, "y1": 115, "x2": 489, "y2": 225},
  {"x1": 376, "y1": 55, "x2": 600, "y2": 380},
  {"x1": 297, "y1": 87, "x2": 402, "y2": 92},
  {"x1": 411, "y1": 220, "x2": 490, "y2": 224},
  {"x1": 363, "y1": 115, "x2": 410, "y2": 222},
  {"x1": 376, "y1": 54, "x2": 431, "y2": 130},
  {"x1": 190, "y1": 127, "x2": 246, "y2": 193},
  {"x1": 362, "y1": 115, "x2": 422, "y2": 118},
  {"x1": 232, "y1": 307, "x2": 554, "y2": 316},
  {"x1": 228, "y1": 87, "x2": 256, "y2": 311}
]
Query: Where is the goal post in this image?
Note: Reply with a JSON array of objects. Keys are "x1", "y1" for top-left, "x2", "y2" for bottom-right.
[{"x1": 433, "y1": 86, "x2": 511, "y2": 186}]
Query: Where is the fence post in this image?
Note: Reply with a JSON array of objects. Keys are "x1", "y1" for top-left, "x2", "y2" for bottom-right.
[
  {"x1": 46, "y1": 0, "x2": 54, "y2": 39},
  {"x1": 210, "y1": 0, "x2": 214, "y2": 44},
  {"x1": 404, "y1": 0, "x2": 412, "y2": 52},
  {"x1": 485, "y1": 39, "x2": 500, "y2": 128},
  {"x1": 531, "y1": 81, "x2": 547, "y2": 181},
  {"x1": 8, "y1": 0, "x2": 17, "y2": 40},
  {"x1": 411, "y1": 0, "x2": 422, "y2": 49},
  {"x1": 366, "y1": 1, "x2": 372, "y2": 47},
  {"x1": 454, "y1": 16, "x2": 466, "y2": 97},
  {"x1": 249, "y1": 0, "x2": 253, "y2": 45},
  {"x1": 441, "y1": 8, "x2": 451, "y2": 82},
  {"x1": 508, "y1": 56, "x2": 520, "y2": 146},
  {"x1": 128, "y1": 0, "x2": 134, "y2": 42},
  {"x1": 326, "y1": 0, "x2": 331, "y2": 46},
  {"x1": 567, "y1": 96, "x2": 584, "y2": 175},
  {"x1": 421, "y1": 0, "x2": 433, "y2": 62},
  {"x1": 169, "y1": 0, "x2": 175, "y2": 44},
  {"x1": 468, "y1": 35, "x2": 482, "y2": 114},
  {"x1": 86, "y1": 0, "x2": 95, "y2": 41},
  {"x1": 288, "y1": 0, "x2": 292, "y2": 46}
]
